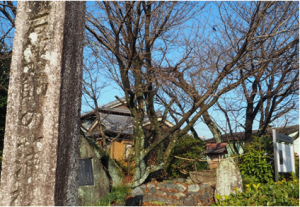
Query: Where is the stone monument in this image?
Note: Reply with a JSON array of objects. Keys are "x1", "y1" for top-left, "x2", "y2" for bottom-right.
[
  {"x1": 0, "y1": 1, "x2": 85, "y2": 206},
  {"x1": 78, "y1": 136, "x2": 110, "y2": 205},
  {"x1": 215, "y1": 159, "x2": 243, "y2": 197}
]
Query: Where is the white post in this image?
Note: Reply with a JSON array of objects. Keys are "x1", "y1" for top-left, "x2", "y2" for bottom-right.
[
  {"x1": 272, "y1": 129, "x2": 279, "y2": 182},
  {"x1": 290, "y1": 144, "x2": 296, "y2": 174}
]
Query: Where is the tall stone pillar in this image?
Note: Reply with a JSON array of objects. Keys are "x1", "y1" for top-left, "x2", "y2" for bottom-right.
[{"x1": 0, "y1": 1, "x2": 85, "y2": 206}]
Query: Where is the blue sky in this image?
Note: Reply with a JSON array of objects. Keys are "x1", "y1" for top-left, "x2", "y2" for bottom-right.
[{"x1": 2, "y1": 1, "x2": 297, "y2": 140}]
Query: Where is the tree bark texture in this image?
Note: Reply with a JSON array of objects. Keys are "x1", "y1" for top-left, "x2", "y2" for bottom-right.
[{"x1": 0, "y1": 2, "x2": 85, "y2": 206}]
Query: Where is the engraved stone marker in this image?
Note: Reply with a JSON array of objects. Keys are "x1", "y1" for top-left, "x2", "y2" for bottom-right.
[
  {"x1": 215, "y1": 159, "x2": 243, "y2": 197},
  {"x1": 78, "y1": 158, "x2": 95, "y2": 186},
  {"x1": 78, "y1": 136, "x2": 109, "y2": 205},
  {"x1": 0, "y1": 1, "x2": 85, "y2": 206}
]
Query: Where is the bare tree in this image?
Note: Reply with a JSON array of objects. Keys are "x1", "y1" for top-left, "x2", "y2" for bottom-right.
[
  {"x1": 0, "y1": 1, "x2": 16, "y2": 91},
  {"x1": 201, "y1": 1, "x2": 299, "y2": 143},
  {"x1": 0, "y1": 1, "x2": 16, "y2": 159},
  {"x1": 85, "y1": 1, "x2": 298, "y2": 186}
]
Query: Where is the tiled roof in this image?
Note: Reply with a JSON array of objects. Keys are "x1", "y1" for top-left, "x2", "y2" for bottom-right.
[
  {"x1": 81, "y1": 97, "x2": 164, "y2": 136},
  {"x1": 99, "y1": 112, "x2": 134, "y2": 134},
  {"x1": 204, "y1": 143, "x2": 228, "y2": 154},
  {"x1": 81, "y1": 97, "x2": 130, "y2": 119},
  {"x1": 101, "y1": 97, "x2": 126, "y2": 108}
]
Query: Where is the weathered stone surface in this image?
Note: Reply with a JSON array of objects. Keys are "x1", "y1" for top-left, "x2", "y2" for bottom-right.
[
  {"x1": 132, "y1": 186, "x2": 145, "y2": 197},
  {"x1": 140, "y1": 184, "x2": 146, "y2": 192},
  {"x1": 147, "y1": 183, "x2": 156, "y2": 194},
  {"x1": 147, "y1": 183, "x2": 156, "y2": 189},
  {"x1": 0, "y1": 1, "x2": 85, "y2": 206},
  {"x1": 188, "y1": 184, "x2": 200, "y2": 193},
  {"x1": 147, "y1": 195, "x2": 157, "y2": 202},
  {"x1": 215, "y1": 159, "x2": 243, "y2": 197},
  {"x1": 190, "y1": 170, "x2": 216, "y2": 186},
  {"x1": 166, "y1": 198, "x2": 178, "y2": 205},
  {"x1": 184, "y1": 197, "x2": 198, "y2": 206},
  {"x1": 179, "y1": 197, "x2": 185, "y2": 206},
  {"x1": 149, "y1": 187, "x2": 156, "y2": 194},
  {"x1": 200, "y1": 183, "x2": 211, "y2": 191},
  {"x1": 143, "y1": 195, "x2": 148, "y2": 203},
  {"x1": 175, "y1": 192, "x2": 186, "y2": 198},
  {"x1": 187, "y1": 191, "x2": 200, "y2": 196},
  {"x1": 166, "y1": 182, "x2": 178, "y2": 190},
  {"x1": 166, "y1": 191, "x2": 176, "y2": 197},
  {"x1": 156, "y1": 190, "x2": 167, "y2": 196},
  {"x1": 186, "y1": 177, "x2": 194, "y2": 184},
  {"x1": 78, "y1": 136, "x2": 110, "y2": 205},
  {"x1": 176, "y1": 183, "x2": 187, "y2": 192},
  {"x1": 173, "y1": 178, "x2": 186, "y2": 183},
  {"x1": 199, "y1": 192, "x2": 212, "y2": 205},
  {"x1": 157, "y1": 196, "x2": 167, "y2": 204},
  {"x1": 157, "y1": 183, "x2": 166, "y2": 189},
  {"x1": 199, "y1": 184, "x2": 214, "y2": 205}
]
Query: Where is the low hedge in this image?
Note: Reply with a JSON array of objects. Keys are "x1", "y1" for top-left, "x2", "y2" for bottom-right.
[{"x1": 213, "y1": 176, "x2": 299, "y2": 206}]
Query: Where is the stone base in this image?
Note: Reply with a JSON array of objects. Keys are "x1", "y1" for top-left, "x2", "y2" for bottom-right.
[{"x1": 131, "y1": 178, "x2": 215, "y2": 206}]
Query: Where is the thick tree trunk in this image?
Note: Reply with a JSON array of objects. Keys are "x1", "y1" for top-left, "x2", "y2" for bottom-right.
[
  {"x1": 132, "y1": 113, "x2": 147, "y2": 182},
  {"x1": 245, "y1": 107, "x2": 254, "y2": 141},
  {"x1": 202, "y1": 110, "x2": 222, "y2": 143}
]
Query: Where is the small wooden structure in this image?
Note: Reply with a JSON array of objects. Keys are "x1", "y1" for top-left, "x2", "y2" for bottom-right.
[{"x1": 204, "y1": 143, "x2": 228, "y2": 169}]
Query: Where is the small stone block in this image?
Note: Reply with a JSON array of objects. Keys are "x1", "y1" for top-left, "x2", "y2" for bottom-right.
[
  {"x1": 147, "y1": 195, "x2": 157, "y2": 202},
  {"x1": 156, "y1": 190, "x2": 167, "y2": 196},
  {"x1": 179, "y1": 197, "x2": 185, "y2": 206},
  {"x1": 188, "y1": 184, "x2": 200, "y2": 193},
  {"x1": 175, "y1": 192, "x2": 186, "y2": 198},
  {"x1": 157, "y1": 196, "x2": 167, "y2": 204},
  {"x1": 184, "y1": 197, "x2": 198, "y2": 206},
  {"x1": 166, "y1": 198, "x2": 177, "y2": 205},
  {"x1": 149, "y1": 187, "x2": 156, "y2": 195},
  {"x1": 131, "y1": 186, "x2": 145, "y2": 197},
  {"x1": 157, "y1": 183, "x2": 166, "y2": 189},
  {"x1": 146, "y1": 183, "x2": 156, "y2": 189},
  {"x1": 166, "y1": 183, "x2": 177, "y2": 190},
  {"x1": 200, "y1": 184, "x2": 211, "y2": 190},
  {"x1": 173, "y1": 178, "x2": 185, "y2": 183},
  {"x1": 166, "y1": 191, "x2": 176, "y2": 197},
  {"x1": 185, "y1": 177, "x2": 194, "y2": 184},
  {"x1": 143, "y1": 195, "x2": 148, "y2": 203},
  {"x1": 176, "y1": 183, "x2": 186, "y2": 192},
  {"x1": 140, "y1": 184, "x2": 146, "y2": 192}
]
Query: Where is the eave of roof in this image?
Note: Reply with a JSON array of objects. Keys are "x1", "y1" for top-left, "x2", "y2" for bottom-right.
[
  {"x1": 205, "y1": 125, "x2": 299, "y2": 143},
  {"x1": 204, "y1": 148, "x2": 227, "y2": 154}
]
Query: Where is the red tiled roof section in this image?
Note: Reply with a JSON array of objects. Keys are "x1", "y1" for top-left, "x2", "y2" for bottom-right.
[{"x1": 204, "y1": 143, "x2": 228, "y2": 154}]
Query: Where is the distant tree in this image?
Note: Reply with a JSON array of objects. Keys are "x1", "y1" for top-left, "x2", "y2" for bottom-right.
[{"x1": 196, "y1": 1, "x2": 299, "y2": 143}]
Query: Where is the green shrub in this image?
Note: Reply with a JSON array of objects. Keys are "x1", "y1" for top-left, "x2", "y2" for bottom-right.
[
  {"x1": 213, "y1": 176, "x2": 299, "y2": 206},
  {"x1": 87, "y1": 185, "x2": 131, "y2": 206},
  {"x1": 239, "y1": 136, "x2": 274, "y2": 183},
  {"x1": 294, "y1": 154, "x2": 299, "y2": 178},
  {"x1": 166, "y1": 135, "x2": 208, "y2": 178}
]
